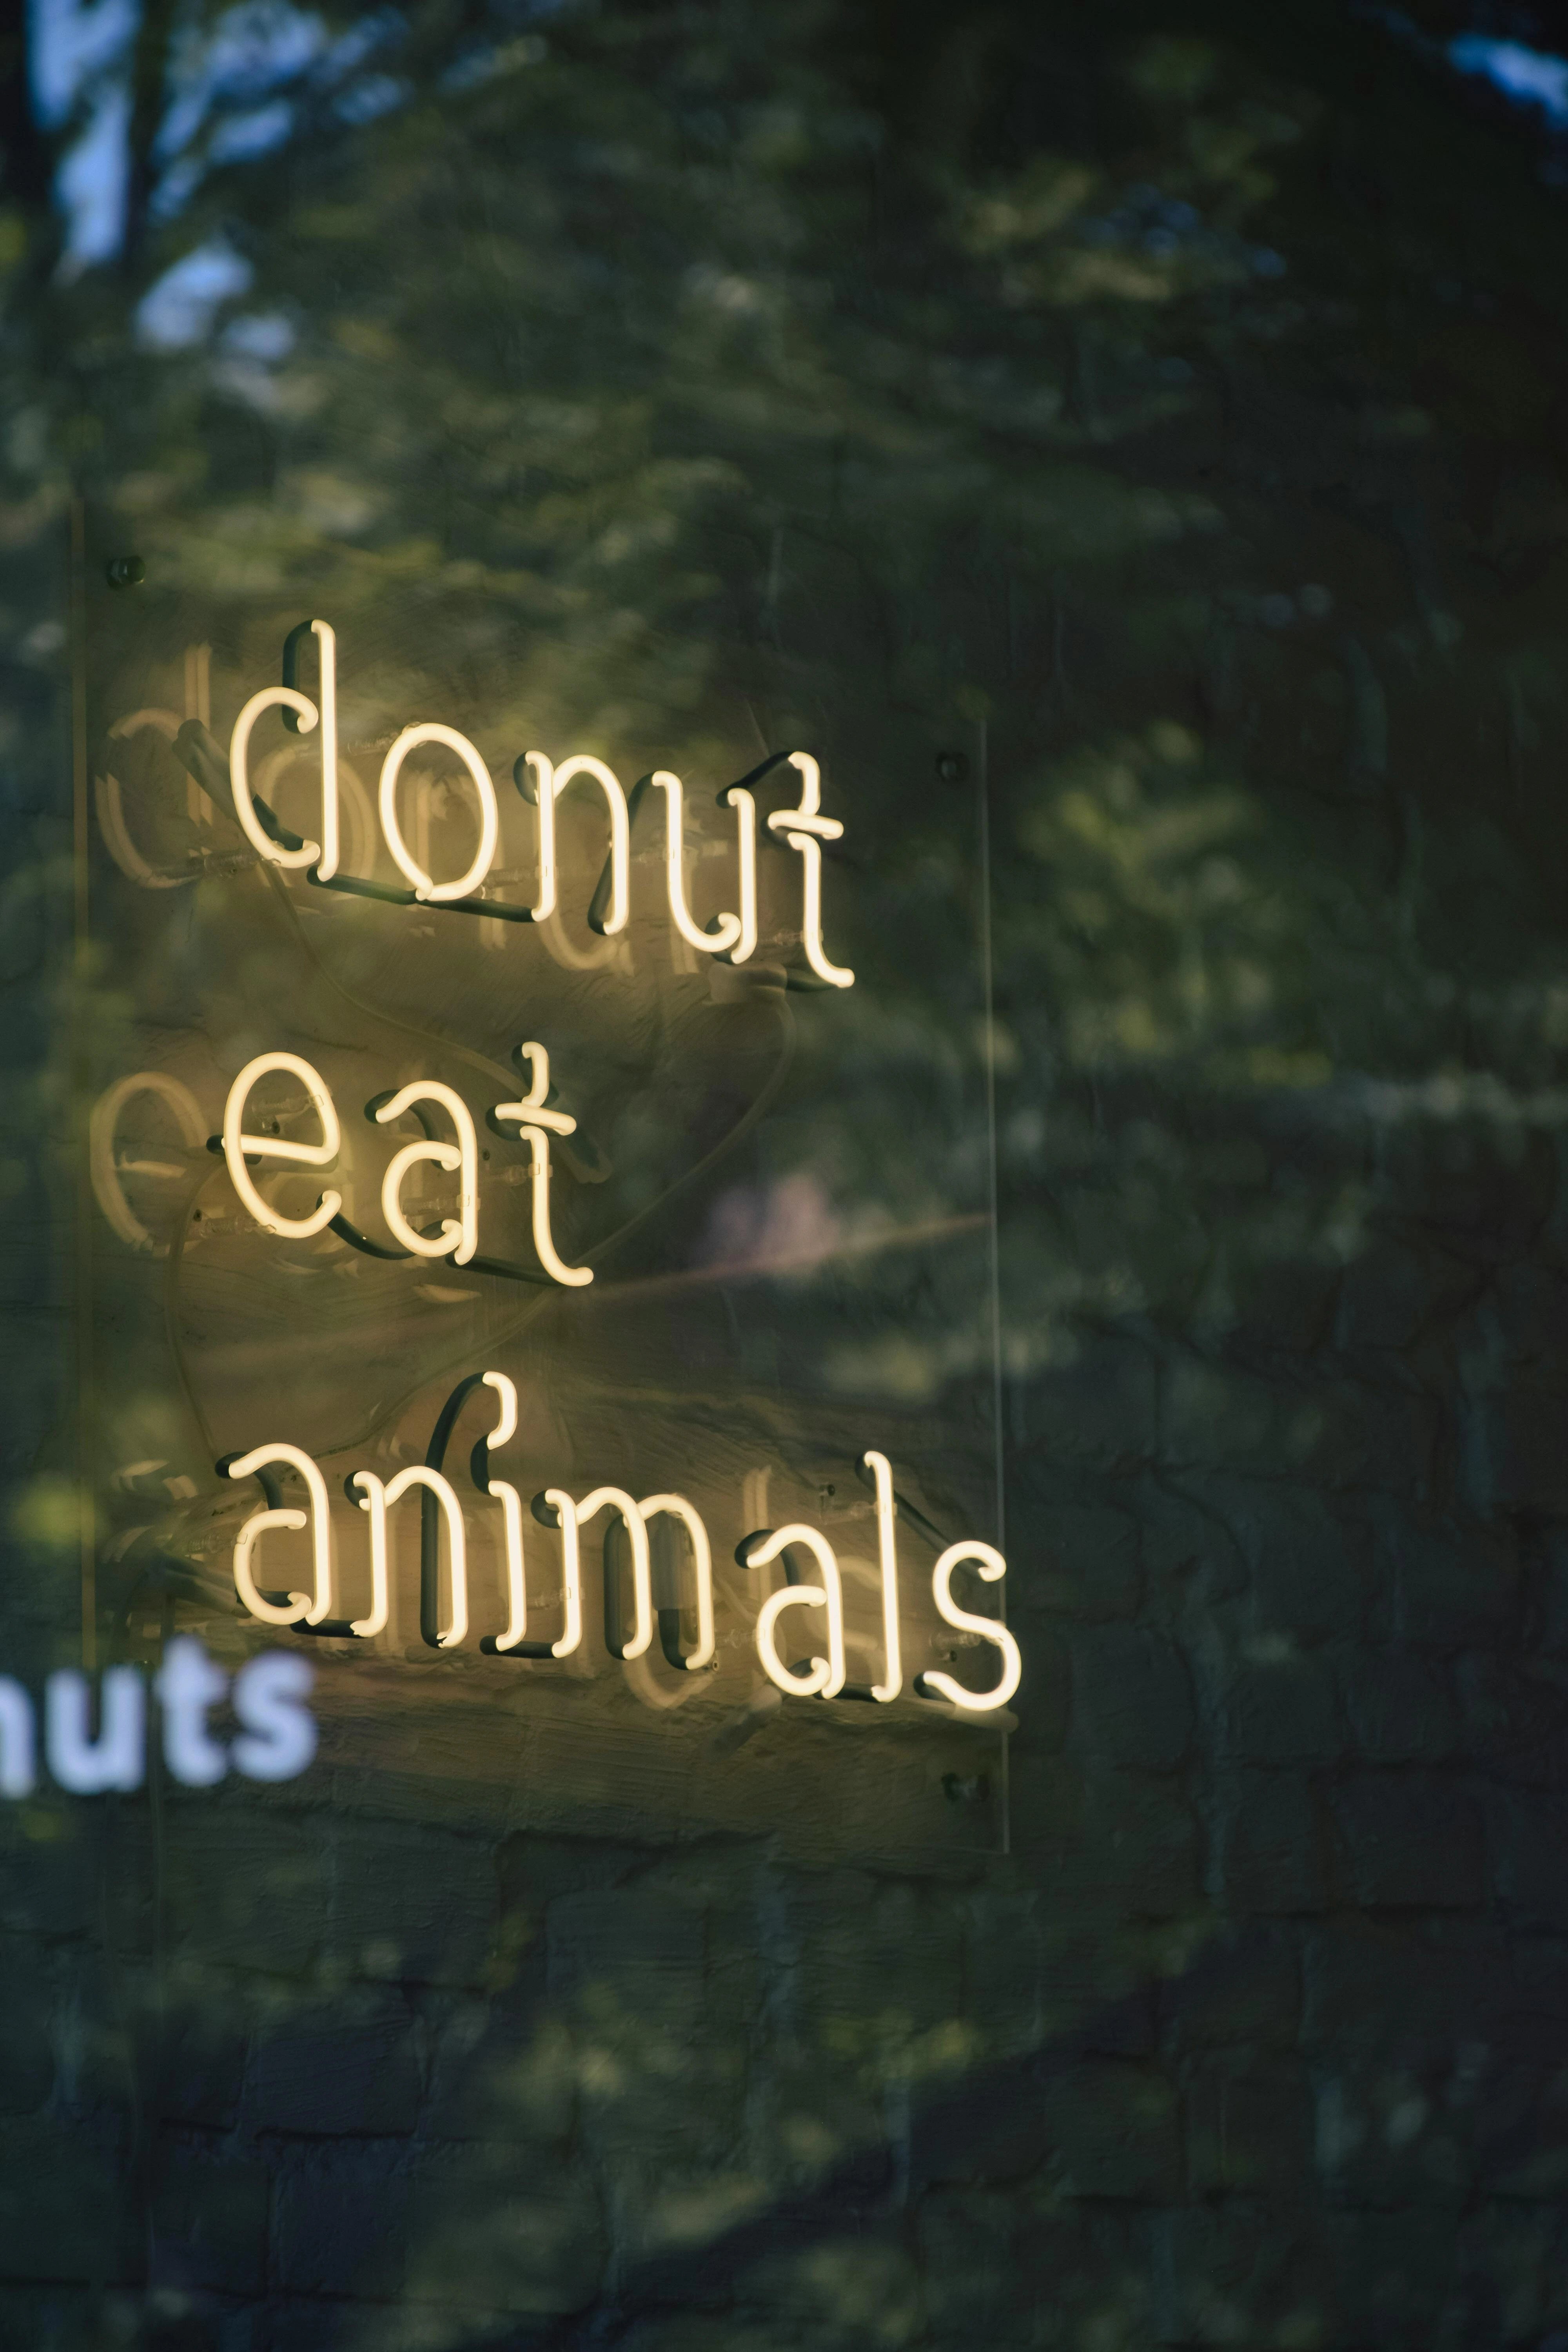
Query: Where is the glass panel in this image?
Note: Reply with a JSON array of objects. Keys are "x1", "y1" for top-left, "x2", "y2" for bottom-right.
[{"x1": 78, "y1": 511, "x2": 1011, "y2": 1867}]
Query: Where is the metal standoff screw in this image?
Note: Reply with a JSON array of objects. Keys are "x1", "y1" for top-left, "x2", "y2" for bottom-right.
[
  {"x1": 105, "y1": 556, "x2": 146, "y2": 590},
  {"x1": 935, "y1": 748, "x2": 969, "y2": 785}
]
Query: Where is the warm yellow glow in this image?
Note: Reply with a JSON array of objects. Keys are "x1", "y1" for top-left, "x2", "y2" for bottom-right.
[
  {"x1": 722, "y1": 786, "x2": 759, "y2": 965},
  {"x1": 635, "y1": 1493, "x2": 715, "y2": 1671},
  {"x1": 374, "y1": 1080, "x2": 479, "y2": 1264},
  {"x1": 539, "y1": 1488, "x2": 585, "y2": 1657},
  {"x1": 379, "y1": 722, "x2": 499, "y2": 902},
  {"x1": 576, "y1": 1486, "x2": 653, "y2": 1659},
  {"x1": 740, "y1": 1524, "x2": 847, "y2": 1698},
  {"x1": 517, "y1": 751, "x2": 557, "y2": 921},
  {"x1": 481, "y1": 1368, "x2": 519, "y2": 1448},
  {"x1": 90, "y1": 1071, "x2": 206, "y2": 1254},
  {"x1": 345, "y1": 1471, "x2": 391, "y2": 1638},
  {"x1": 551, "y1": 755, "x2": 630, "y2": 934},
  {"x1": 388, "y1": 1466, "x2": 469, "y2": 1648},
  {"x1": 474, "y1": 1374, "x2": 532, "y2": 1655},
  {"x1": 649, "y1": 772, "x2": 742, "y2": 956},
  {"x1": 222, "y1": 1052, "x2": 343, "y2": 1241},
  {"x1": 227, "y1": 1442, "x2": 335, "y2": 1627},
  {"x1": 767, "y1": 751, "x2": 853, "y2": 987},
  {"x1": 229, "y1": 626, "x2": 340, "y2": 878},
  {"x1": 922, "y1": 1541, "x2": 1021, "y2": 1712},
  {"x1": 307, "y1": 619, "x2": 340, "y2": 881},
  {"x1": 491, "y1": 1044, "x2": 592, "y2": 1287},
  {"x1": 860, "y1": 1450, "x2": 902, "y2": 1703},
  {"x1": 95, "y1": 706, "x2": 184, "y2": 889}
]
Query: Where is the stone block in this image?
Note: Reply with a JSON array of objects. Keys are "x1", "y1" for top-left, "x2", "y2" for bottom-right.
[
  {"x1": 1009, "y1": 1490, "x2": 1142, "y2": 1620},
  {"x1": 1339, "y1": 1648, "x2": 1457, "y2": 1762},
  {"x1": 1018, "y1": 1337, "x2": 1157, "y2": 1469},
  {"x1": 1036, "y1": 1933, "x2": 1157, "y2": 2057},
  {"x1": 328, "y1": 1822, "x2": 497, "y2": 1989},
  {"x1": 161, "y1": 1808, "x2": 325, "y2": 1976},
  {"x1": 1491, "y1": 1261, "x2": 1568, "y2": 1368},
  {"x1": 1156, "y1": 2200, "x2": 1332, "y2": 2347},
  {"x1": 1456, "y1": 1656, "x2": 1568, "y2": 1785},
  {"x1": 151, "y1": 2149, "x2": 270, "y2": 2296},
  {"x1": 1478, "y1": 1385, "x2": 1568, "y2": 1515},
  {"x1": 1314, "y1": 2064, "x2": 1470, "y2": 2205},
  {"x1": 0, "y1": 2116, "x2": 132, "y2": 2282},
  {"x1": 1388, "y1": 1518, "x2": 1517, "y2": 1648},
  {"x1": 1221, "y1": 1653, "x2": 1340, "y2": 1764},
  {"x1": 1040, "y1": 2058, "x2": 1179, "y2": 2200},
  {"x1": 1454, "y1": 2199, "x2": 1568, "y2": 2345},
  {"x1": 1242, "y1": 1489, "x2": 1366, "y2": 1641},
  {"x1": 245, "y1": 1992, "x2": 423, "y2": 2136},
  {"x1": 1488, "y1": 1792, "x2": 1568, "y2": 1933},
  {"x1": 1325, "y1": 2205, "x2": 1464, "y2": 2347},
  {"x1": 1184, "y1": 2054, "x2": 1314, "y2": 2193},
  {"x1": 915, "y1": 2189, "x2": 1016, "y2": 2337},
  {"x1": 271, "y1": 2159, "x2": 411, "y2": 2297},
  {"x1": 1335, "y1": 1235, "x2": 1474, "y2": 1352},
  {"x1": 1217, "y1": 1771, "x2": 1327, "y2": 1914},
  {"x1": 1163, "y1": 1923, "x2": 1301, "y2": 2051},
  {"x1": 1303, "y1": 1920, "x2": 1454, "y2": 2062},
  {"x1": 401, "y1": 2147, "x2": 607, "y2": 2314},
  {"x1": 1330, "y1": 1771, "x2": 1485, "y2": 1911},
  {"x1": 1159, "y1": 1353, "x2": 1298, "y2": 1477},
  {"x1": 1382, "y1": 1119, "x2": 1553, "y2": 1263},
  {"x1": 0, "y1": 1934, "x2": 52, "y2": 2114},
  {"x1": 1076, "y1": 1770, "x2": 1200, "y2": 1918},
  {"x1": 425, "y1": 2001, "x2": 575, "y2": 2148},
  {"x1": 154, "y1": 2003, "x2": 249, "y2": 2132},
  {"x1": 1068, "y1": 1626, "x2": 1193, "y2": 1770},
  {"x1": 1136, "y1": 1480, "x2": 1247, "y2": 1601}
]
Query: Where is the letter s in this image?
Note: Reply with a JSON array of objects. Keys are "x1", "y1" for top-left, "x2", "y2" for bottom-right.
[
  {"x1": 920, "y1": 1541, "x2": 1021, "y2": 1713},
  {"x1": 232, "y1": 1652, "x2": 318, "y2": 1782}
]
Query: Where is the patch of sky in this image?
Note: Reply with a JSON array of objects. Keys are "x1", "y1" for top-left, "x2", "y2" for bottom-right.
[
  {"x1": 33, "y1": 0, "x2": 410, "y2": 265},
  {"x1": 154, "y1": 3, "x2": 327, "y2": 164},
  {"x1": 332, "y1": 73, "x2": 405, "y2": 122},
  {"x1": 135, "y1": 236, "x2": 253, "y2": 349},
  {"x1": 1449, "y1": 34, "x2": 1568, "y2": 129},
  {"x1": 55, "y1": 78, "x2": 131, "y2": 269},
  {"x1": 27, "y1": 0, "x2": 136, "y2": 129},
  {"x1": 208, "y1": 98, "x2": 295, "y2": 162},
  {"x1": 220, "y1": 310, "x2": 296, "y2": 361}
]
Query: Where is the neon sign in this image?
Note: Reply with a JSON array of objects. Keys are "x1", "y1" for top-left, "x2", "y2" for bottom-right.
[{"x1": 90, "y1": 619, "x2": 1017, "y2": 1724}]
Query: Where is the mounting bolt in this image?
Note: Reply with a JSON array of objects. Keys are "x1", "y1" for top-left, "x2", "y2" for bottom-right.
[
  {"x1": 105, "y1": 556, "x2": 146, "y2": 591},
  {"x1": 935, "y1": 748, "x2": 969, "y2": 786}
]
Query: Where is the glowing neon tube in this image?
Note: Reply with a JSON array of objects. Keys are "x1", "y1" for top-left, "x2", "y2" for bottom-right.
[
  {"x1": 649, "y1": 772, "x2": 741, "y2": 956},
  {"x1": 374, "y1": 1080, "x2": 479, "y2": 1264},
  {"x1": 221, "y1": 1053, "x2": 343, "y2": 1241},
  {"x1": 226, "y1": 1442, "x2": 335, "y2": 1627},
  {"x1": 739, "y1": 1524, "x2": 847, "y2": 1698},
  {"x1": 860, "y1": 1450, "x2": 902, "y2": 1702},
  {"x1": 722, "y1": 786, "x2": 759, "y2": 965},
  {"x1": 345, "y1": 1471, "x2": 391, "y2": 1639},
  {"x1": 491, "y1": 1044, "x2": 592, "y2": 1287},
  {"x1": 637, "y1": 1493, "x2": 716, "y2": 1671},
  {"x1": 766, "y1": 752, "x2": 853, "y2": 987},
  {"x1": 90, "y1": 1071, "x2": 206, "y2": 1255},
  {"x1": 473, "y1": 1373, "x2": 532, "y2": 1655},
  {"x1": 535, "y1": 1488, "x2": 585, "y2": 1657},
  {"x1": 920, "y1": 1541, "x2": 1021, "y2": 1712},
  {"x1": 575, "y1": 1486, "x2": 653, "y2": 1660},
  {"x1": 229, "y1": 620, "x2": 341, "y2": 877},
  {"x1": 379, "y1": 723, "x2": 499, "y2": 902}
]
